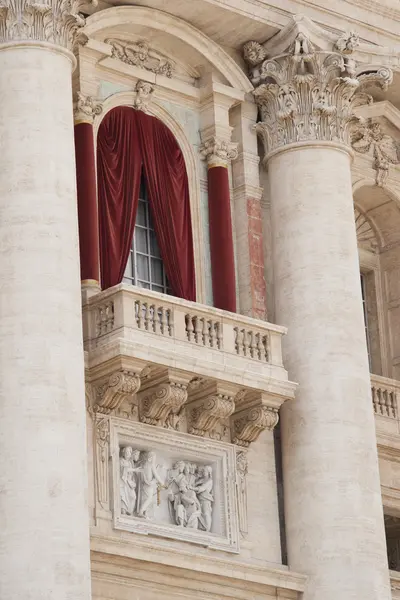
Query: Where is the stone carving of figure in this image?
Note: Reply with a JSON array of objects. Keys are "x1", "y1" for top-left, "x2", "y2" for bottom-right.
[
  {"x1": 136, "y1": 451, "x2": 165, "y2": 519},
  {"x1": 176, "y1": 481, "x2": 202, "y2": 529},
  {"x1": 195, "y1": 465, "x2": 214, "y2": 532},
  {"x1": 119, "y1": 446, "x2": 140, "y2": 516}
]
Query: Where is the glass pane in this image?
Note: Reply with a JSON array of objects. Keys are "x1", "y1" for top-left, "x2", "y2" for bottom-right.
[
  {"x1": 152, "y1": 285, "x2": 164, "y2": 294},
  {"x1": 136, "y1": 200, "x2": 147, "y2": 227},
  {"x1": 150, "y1": 230, "x2": 161, "y2": 258},
  {"x1": 151, "y1": 258, "x2": 163, "y2": 285},
  {"x1": 124, "y1": 252, "x2": 133, "y2": 279},
  {"x1": 137, "y1": 254, "x2": 149, "y2": 281},
  {"x1": 137, "y1": 281, "x2": 150, "y2": 290},
  {"x1": 135, "y1": 227, "x2": 148, "y2": 254}
]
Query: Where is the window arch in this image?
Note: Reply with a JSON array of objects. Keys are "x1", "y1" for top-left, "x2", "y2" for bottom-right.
[{"x1": 97, "y1": 105, "x2": 196, "y2": 301}]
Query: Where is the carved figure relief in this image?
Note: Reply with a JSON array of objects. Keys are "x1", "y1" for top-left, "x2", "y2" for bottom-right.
[
  {"x1": 352, "y1": 120, "x2": 400, "y2": 187},
  {"x1": 106, "y1": 38, "x2": 175, "y2": 78},
  {"x1": 119, "y1": 447, "x2": 165, "y2": 519},
  {"x1": 119, "y1": 446, "x2": 140, "y2": 515},
  {"x1": 167, "y1": 461, "x2": 214, "y2": 531}
]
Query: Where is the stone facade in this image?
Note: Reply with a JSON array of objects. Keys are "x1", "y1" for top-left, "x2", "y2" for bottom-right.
[{"x1": 3, "y1": 1, "x2": 400, "y2": 600}]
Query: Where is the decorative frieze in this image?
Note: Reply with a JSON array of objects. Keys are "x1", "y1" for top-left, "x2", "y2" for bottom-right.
[
  {"x1": 138, "y1": 369, "x2": 190, "y2": 429},
  {"x1": 187, "y1": 381, "x2": 237, "y2": 439},
  {"x1": 352, "y1": 119, "x2": 400, "y2": 187},
  {"x1": 95, "y1": 416, "x2": 110, "y2": 509},
  {"x1": 133, "y1": 80, "x2": 155, "y2": 112},
  {"x1": 73, "y1": 92, "x2": 102, "y2": 124},
  {"x1": 199, "y1": 136, "x2": 238, "y2": 168},
  {"x1": 235, "y1": 451, "x2": 248, "y2": 535},
  {"x1": 244, "y1": 20, "x2": 393, "y2": 157},
  {"x1": 0, "y1": 0, "x2": 96, "y2": 49},
  {"x1": 92, "y1": 369, "x2": 141, "y2": 415},
  {"x1": 106, "y1": 37, "x2": 175, "y2": 78}
]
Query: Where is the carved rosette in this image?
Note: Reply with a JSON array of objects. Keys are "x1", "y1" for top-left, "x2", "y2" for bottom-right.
[
  {"x1": 244, "y1": 27, "x2": 392, "y2": 157},
  {"x1": 232, "y1": 405, "x2": 279, "y2": 447},
  {"x1": 0, "y1": 0, "x2": 97, "y2": 50},
  {"x1": 94, "y1": 370, "x2": 141, "y2": 415},
  {"x1": 199, "y1": 136, "x2": 238, "y2": 168},
  {"x1": 73, "y1": 91, "x2": 102, "y2": 124},
  {"x1": 140, "y1": 381, "x2": 188, "y2": 429}
]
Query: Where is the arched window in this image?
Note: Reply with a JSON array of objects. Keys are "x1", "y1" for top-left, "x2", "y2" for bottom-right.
[
  {"x1": 97, "y1": 106, "x2": 196, "y2": 301},
  {"x1": 123, "y1": 175, "x2": 170, "y2": 294}
]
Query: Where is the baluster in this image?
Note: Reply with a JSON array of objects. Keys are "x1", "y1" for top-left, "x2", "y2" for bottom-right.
[
  {"x1": 249, "y1": 331, "x2": 256, "y2": 359},
  {"x1": 194, "y1": 316, "x2": 202, "y2": 344},
  {"x1": 168, "y1": 309, "x2": 174, "y2": 337},
  {"x1": 136, "y1": 301, "x2": 143, "y2": 328},
  {"x1": 144, "y1": 303, "x2": 150, "y2": 331},
  {"x1": 202, "y1": 318, "x2": 208, "y2": 346},
  {"x1": 371, "y1": 387, "x2": 378, "y2": 414},
  {"x1": 235, "y1": 327, "x2": 243, "y2": 355},
  {"x1": 216, "y1": 321, "x2": 223, "y2": 350},
  {"x1": 255, "y1": 332, "x2": 263, "y2": 361},
  {"x1": 209, "y1": 320, "x2": 216, "y2": 348},
  {"x1": 186, "y1": 314, "x2": 194, "y2": 342},
  {"x1": 378, "y1": 388, "x2": 384, "y2": 415},
  {"x1": 160, "y1": 307, "x2": 167, "y2": 335},
  {"x1": 243, "y1": 329, "x2": 250, "y2": 357},
  {"x1": 383, "y1": 390, "x2": 390, "y2": 417},
  {"x1": 154, "y1": 305, "x2": 161, "y2": 334}
]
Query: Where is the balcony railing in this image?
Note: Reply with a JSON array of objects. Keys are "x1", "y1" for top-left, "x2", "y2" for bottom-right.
[
  {"x1": 82, "y1": 284, "x2": 294, "y2": 396},
  {"x1": 371, "y1": 374, "x2": 400, "y2": 435}
]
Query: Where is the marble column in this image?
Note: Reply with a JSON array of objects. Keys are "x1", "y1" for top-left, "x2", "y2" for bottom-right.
[
  {"x1": 74, "y1": 92, "x2": 102, "y2": 297},
  {"x1": 245, "y1": 21, "x2": 392, "y2": 600},
  {"x1": 0, "y1": 4, "x2": 92, "y2": 599}
]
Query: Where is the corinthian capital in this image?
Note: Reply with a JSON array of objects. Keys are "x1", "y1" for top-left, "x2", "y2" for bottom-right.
[
  {"x1": 0, "y1": 0, "x2": 97, "y2": 50},
  {"x1": 74, "y1": 92, "x2": 102, "y2": 124},
  {"x1": 200, "y1": 136, "x2": 238, "y2": 168},
  {"x1": 245, "y1": 18, "x2": 392, "y2": 157}
]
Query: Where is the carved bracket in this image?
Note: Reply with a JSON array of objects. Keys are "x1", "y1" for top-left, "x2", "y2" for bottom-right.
[
  {"x1": 139, "y1": 368, "x2": 191, "y2": 429},
  {"x1": 187, "y1": 382, "x2": 237, "y2": 439},
  {"x1": 231, "y1": 391, "x2": 281, "y2": 447},
  {"x1": 92, "y1": 369, "x2": 141, "y2": 415}
]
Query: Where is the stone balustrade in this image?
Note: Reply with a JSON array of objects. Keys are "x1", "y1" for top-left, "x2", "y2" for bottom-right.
[
  {"x1": 82, "y1": 284, "x2": 296, "y2": 446},
  {"x1": 371, "y1": 374, "x2": 400, "y2": 435}
]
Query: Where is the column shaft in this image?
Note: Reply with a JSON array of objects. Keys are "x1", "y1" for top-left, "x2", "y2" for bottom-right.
[
  {"x1": 269, "y1": 144, "x2": 390, "y2": 600},
  {"x1": 207, "y1": 165, "x2": 236, "y2": 313},
  {"x1": 0, "y1": 46, "x2": 91, "y2": 599},
  {"x1": 74, "y1": 121, "x2": 100, "y2": 286}
]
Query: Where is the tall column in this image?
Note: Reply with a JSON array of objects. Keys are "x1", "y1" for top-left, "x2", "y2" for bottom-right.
[
  {"x1": 74, "y1": 92, "x2": 102, "y2": 296},
  {"x1": 245, "y1": 20, "x2": 393, "y2": 600},
  {"x1": 200, "y1": 136, "x2": 238, "y2": 312},
  {"x1": 0, "y1": 4, "x2": 93, "y2": 600}
]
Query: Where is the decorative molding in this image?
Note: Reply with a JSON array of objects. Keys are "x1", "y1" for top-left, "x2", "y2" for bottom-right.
[
  {"x1": 199, "y1": 136, "x2": 238, "y2": 168},
  {"x1": 133, "y1": 80, "x2": 154, "y2": 113},
  {"x1": 92, "y1": 369, "x2": 141, "y2": 415},
  {"x1": 235, "y1": 451, "x2": 248, "y2": 535},
  {"x1": 334, "y1": 32, "x2": 360, "y2": 54},
  {"x1": 231, "y1": 391, "x2": 280, "y2": 447},
  {"x1": 352, "y1": 119, "x2": 400, "y2": 187},
  {"x1": 187, "y1": 382, "x2": 237, "y2": 439},
  {"x1": 105, "y1": 37, "x2": 174, "y2": 78},
  {"x1": 244, "y1": 19, "x2": 393, "y2": 157},
  {"x1": 95, "y1": 416, "x2": 110, "y2": 509},
  {"x1": 74, "y1": 91, "x2": 102, "y2": 124},
  {"x1": 243, "y1": 41, "x2": 267, "y2": 67},
  {"x1": 139, "y1": 369, "x2": 190, "y2": 430},
  {"x1": 355, "y1": 208, "x2": 378, "y2": 253},
  {"x1": 0, "y1": 0, "x2": 96, "y2": 50}
]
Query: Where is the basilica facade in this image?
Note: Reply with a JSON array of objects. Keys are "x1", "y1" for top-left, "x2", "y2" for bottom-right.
[{"x1": 1, "y1": 1, "x2": 400, "y2": 599}]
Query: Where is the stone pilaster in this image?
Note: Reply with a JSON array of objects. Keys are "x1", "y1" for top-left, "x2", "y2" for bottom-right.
[
  {"x1": 244, "y1": 15, "x2": 392, "y2": 600},
  {"x1": 0, "y1": 2, "x2": 95, "y2": 598}
]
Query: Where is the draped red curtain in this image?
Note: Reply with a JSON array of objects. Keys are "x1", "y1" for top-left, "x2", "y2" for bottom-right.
[{"x1": 97, "y1": 106, "x2": 196, "y2": 301}]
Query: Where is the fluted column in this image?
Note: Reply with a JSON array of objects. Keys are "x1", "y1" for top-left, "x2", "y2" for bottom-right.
[
  {"x1": 74, "y1": 92, "x2": 102, "y2": 296},
  {"x1": 200, "y1": 137, "x2": 238, "y2": 312},
  {"x1": 246, "y1": 19, "x2": 392, "y2": 600},
  {"x1": 0, "y1": 3, "x2": 93, "y2": 599}
]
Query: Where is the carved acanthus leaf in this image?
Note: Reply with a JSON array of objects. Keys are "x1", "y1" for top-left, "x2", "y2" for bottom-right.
[
  {"x1": 74, "y1": 92, "x2": 102, "y2": 124},
  {"x1": 335, "y1": 31, "x2": 360, "y2": 54},
  {"x1": 133, "y1": 80, "x2": 155, "y2": 113},
  {"x1": 0, "y1": 0, "x2": 97, "y2": 49},
  {"x1": 246, "y1": 24, "x2": 393, "y2": 156},
  {"x1": 106, "y1": 37, "x2": 175, "y2": 78},
  {"x1": 232, "y1": 405, "x2": 279, "y2": 447},
  {"x1": 94, "y1": 370, "x2": 141, "y2": 415},
  {"x1": 243, "y1": 40, "x2": 267, "y2": 66},
  {"x1": 199, "y1": 136, "x2": 238, "y2": 167},
  {"x1": 187, "y1": 382, "x2": 237, "y2": 438},
  {"x1": 140, "y1": 380, "x2": 188, "y2": 429},
  {"x1": 352, "y1": 119, "x2": 400, "y2": 187}
]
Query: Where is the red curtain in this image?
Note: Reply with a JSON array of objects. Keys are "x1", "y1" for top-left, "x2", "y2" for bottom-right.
[{"x1": 97, "y1": 107, "x2": 196, "y2": 301}]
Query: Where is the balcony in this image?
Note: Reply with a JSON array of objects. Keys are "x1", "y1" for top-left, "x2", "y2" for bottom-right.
[
  {"x1": 82, "y1": 284, "x2": 295, "y2": 444},
  {"x1": 372, "y1": 374, "x2": 400, "y2": 435}
]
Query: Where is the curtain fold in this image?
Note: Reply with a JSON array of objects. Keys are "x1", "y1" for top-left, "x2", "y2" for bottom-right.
[
  {"x1": 97, "y1": 107, "x2": 142, "y2": 289},
  {"x1": 97, "y1": 107, "x2": 196, "y2": 301}
]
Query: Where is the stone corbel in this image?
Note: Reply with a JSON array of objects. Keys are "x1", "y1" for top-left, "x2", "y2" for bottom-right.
[
  {"x1": 91, "y1": 368, "x2": 141, "y2": 415},
  {"x1": 73, "y1": 91, "x2": 103, "y2": 125},
  {"x1": 186, "y1": 380, "x2": 238, "y2": 439},
  {"x1": 231, "y1": 390, "x2": 282, "y2": 447},
  {"x1": 138, "y1": 368, "x2": 191, "y2": 429}
]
